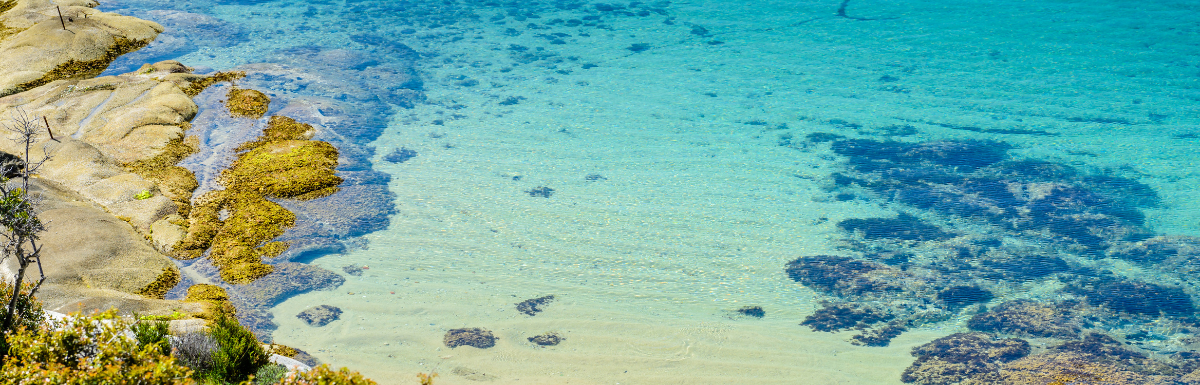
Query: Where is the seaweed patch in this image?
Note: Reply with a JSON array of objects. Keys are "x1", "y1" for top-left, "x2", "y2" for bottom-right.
[{"x1": 172, "y1": 113, "x2": 341, "y2": 284}]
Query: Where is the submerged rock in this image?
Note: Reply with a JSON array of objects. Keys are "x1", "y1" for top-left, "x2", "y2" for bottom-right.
[
  {"x1": 296, "y1": 304, "x2": 342, "y2": 327},
  {"x1": 527, "y1": 332, "x2": 563, "y2": 346},
  {"x1": 901, "y1": 332, "x2": 1030, "y2": 384},
  {"x1": 444, "y1": 328, "x2": 497, "y2": 349}
]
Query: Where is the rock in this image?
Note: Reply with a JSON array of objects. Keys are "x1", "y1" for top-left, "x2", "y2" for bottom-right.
[
  {"x1": 901, "y1": 332, "x2": 1030, "y2": 385},
  {"x1": 444, "y1": 328, "x2": 497, "y2": 349},
  {"x1": 296, "y1": 304, "x2": 341, "y2": 327},
  {"x1": 25, "y1": 178, "x2": 203, "y2": 316},
  {"x1": 527, "y1": 332, "x2": 563, "y2": 346},
  {"x1": 0, "y1": 0, "x2": 163, "y2": 96},
  {"x1": 515, "y1": 295, "x2": 555, "y2": 316},
  {"x1": 234, "y1": 263, "x2": 344, "y2": 309}
]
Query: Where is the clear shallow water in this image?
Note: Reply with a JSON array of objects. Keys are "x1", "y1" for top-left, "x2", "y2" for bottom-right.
[{"x1": 100, "y1": 0, "x2": 1200, "y2": 383}]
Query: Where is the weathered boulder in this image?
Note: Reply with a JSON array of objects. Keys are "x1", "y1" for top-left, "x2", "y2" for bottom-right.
[
  {"x1": 21, "y1": 178, "x2": 203, "y2": 317},
  {"x1": 0, "y1": 0, "x2": 163, "y2": 96}
]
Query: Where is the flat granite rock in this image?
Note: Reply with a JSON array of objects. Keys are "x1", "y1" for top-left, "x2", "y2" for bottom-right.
[
  {"x1": 20, "y1": 178, "x2": 203, "y2": 317},
  {"x1": 0, "y1": 0, "x2": 164, "y2": 96},
  {"x1": 0, "y1": 61, "x2": 202, "y2": 245}
]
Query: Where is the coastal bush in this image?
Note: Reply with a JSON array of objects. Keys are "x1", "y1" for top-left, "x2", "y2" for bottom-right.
[
  {"x1": 131, "y1": 317, "x2": 172, "y2": 356},
  {"x1": 202, "y1": 313, "x2": 271, "y2": 383},
  {"x1": 0, "y1": 310, "x2": 193, "y2": 383},
  {"x1": 279, "y1": 365, "x2": 377, "y2": 385},
  {"x1": 172, "y1": 331, "x2": 218, "y2": 375},
  {"x1": 254, "y1": 364, "x2": 289, "y2": 384},
  {"x1": 0, "y1": 282, "x2": 43, "y2": 355}
]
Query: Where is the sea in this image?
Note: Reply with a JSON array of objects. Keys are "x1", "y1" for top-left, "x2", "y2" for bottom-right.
[{"x1": 96, "y1": 0, "x2": 1200, "y2": 383}]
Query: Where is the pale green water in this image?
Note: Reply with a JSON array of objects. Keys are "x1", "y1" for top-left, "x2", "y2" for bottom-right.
[{"x1": 100, "y1": 0, "x2": 1200, "y2": 383}]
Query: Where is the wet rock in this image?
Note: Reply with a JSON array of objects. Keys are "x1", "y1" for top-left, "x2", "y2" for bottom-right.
[
  {"x1": 1070, "y1": 279, "x2": 1194, "y2": 316},
  {"x1": 736, "y1": 306, "x2": 765, "y2": 318},
  {"x1": 296, "y1": 304, "x2": 342, "y2": 327},
  {"x1": 784, "y1": 255, "x2": 899, "y2": 296},
  {"x1": 342, "y1": 264, "x2": 365, "y2": 276},
  {"x1": 997, "y1": 352, "x2": 1155, "y2": 385},
  {"x1": 1050, "y1": 333, "x2": 1144, "y2": 361},
  {"x1": 967, "y1": 300, "x2": 1081, "y2": 339},
  {"x1": 527, "y1": 332, "x2": 563, "y2": 346},
  {"x1": 851, "y1": 324, "x2": 906, "y2": 347},
  {"x1": 444, "y1": 328, "x2": 497, "y2": 349},
  {"x1": 831, "y1": 139, "x2": 1011, "y2": 172},
  {"x1": 1108, "y1": 235, "x2": 1200, "y2": 265},
  {"x1": 901, "y1": 332, "x2": 1030, "y2": 384},
  {"x1": 383, "y1": 147, "x2": 418, "y2": 163},
  {"x1": 937, "y1": 286, "x2": 993, "y2": 307},
  {"x1": 838, "y1": 214, "x2": 955, "y2": 242},
  {"x1": 103, "y1": 10, "x2": 248, "y2": 74},
  {"x1": 234, "y1": 263, "x2": 345, "y2": 309},
  {"x1": 516, "y1": 295, "x2": 555, "y2": 316},
  {"x1": 802, "y1": 303, "x2": 892, "y2": 332}
]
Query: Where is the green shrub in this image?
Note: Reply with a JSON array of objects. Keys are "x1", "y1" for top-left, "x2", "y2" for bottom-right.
[
  {"x1": 1, "y1": 309, "x2": 193, "y2": 383},
  {"x1": 254, "y1": 364, "x2": 289, "y2": 384},
  {"x1": 203, "y1": 313, "x2": 270, "y2": 383},
  {"x1": 130, "y1": 315, "x2": 171, "y2": 356},
  {"x1": 172, "y1": 331, "x2": 217, "y2": 375},
  {"x1": 0, "y1": 282, "x2": 44, "y2": 358}
]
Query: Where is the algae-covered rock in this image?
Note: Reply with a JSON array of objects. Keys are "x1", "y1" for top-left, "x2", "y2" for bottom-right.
[
  {"x1": 226, "y1": 140, "x2": 341, "y2": 199},
  {"x1": 225, "y1": 88, "x2": 269, "y2": 119},
  {"x1": 184, "y1": 283, "x2": 235, "y2": 319},
  {"x1": 901, "y1": 332, "x2": 1029, "y2": 384},
  {"x1": 0, "y1": 0, "x2": 163, "y2": 96}
]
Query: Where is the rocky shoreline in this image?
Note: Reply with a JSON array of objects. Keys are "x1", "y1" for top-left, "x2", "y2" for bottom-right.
[{"x1": 0, "y1": 0, "x2": 405, "y2": 352}]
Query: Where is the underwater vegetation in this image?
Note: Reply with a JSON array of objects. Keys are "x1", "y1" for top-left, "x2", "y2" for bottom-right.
[{"x1": 786, "y1": 135, "x2": 1200, "y2": 381}]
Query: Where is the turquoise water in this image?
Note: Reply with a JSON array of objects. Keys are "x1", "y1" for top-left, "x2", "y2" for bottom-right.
[{"x1": 101, "y1": 0, "x2": 1200, "y2": 383}]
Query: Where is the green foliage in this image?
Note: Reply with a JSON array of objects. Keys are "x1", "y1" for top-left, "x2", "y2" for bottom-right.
[
  {"x1": 134, "y1": 190, "x2": 154, "y2": 200},
  {"x1": 254, "y1": 364, "x2": 289, "y2": 384},
  {"x1": 0, "y1": 187, "x2": 40, "y2": 234},
  {"x1": 0, "y1": 310, "x2": 194, "y2": 383},
  {"x1": 278, "y1": 365, "x2": 377, "y2": 385},
  {"x1": 202, "y1": 313, "x2": 270, "y2": 383},
  {"x1": 0, "y1": 282, "x2": 44, "y2": 355},
  {"x1": 130, "y1": 316, "x2": 171, "y2": 357},
  {"x1": 139, "y1": 310, "x2": 188, "y2": 321}
]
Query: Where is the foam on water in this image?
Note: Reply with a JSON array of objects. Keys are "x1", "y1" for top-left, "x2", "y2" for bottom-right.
[{"x1": 98, "y1": 0, "x2": 1200, "y2": 383}]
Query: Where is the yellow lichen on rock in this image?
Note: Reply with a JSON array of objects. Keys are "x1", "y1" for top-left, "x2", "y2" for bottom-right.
[
  {"x1": 135, "y1": 265, "x2": 181, "y2": 299},
  {"x1": 227, "y1": 140, "x2": 342, "y2": 199},
  {"x1": 226, "y1": 88, "x2": 270, "y2": 119},
  {"x1": 184, "y1": 284, "x2": 235, "y2": 319},
  {"x1": 181, "y1": 70, "x2": 245, "y2": 97},
  {"x1": 172, "y1": 193, "x2": 223, "y2": 260},
  {"x1": 206, "y1": 193, "x2": 293, "y2": 284},
  {"x1": 124, "y1": 133, "x2": 200, "y2": 218},
  {"x1": 171, "y1": 112, "x2": 341, "y2": 284},
  {"x1": 12, "y1": 37, "x2": 151, "y2": 94},
  {"x1": 235, "y1": 115, "x2": 315, "y2": 152}
]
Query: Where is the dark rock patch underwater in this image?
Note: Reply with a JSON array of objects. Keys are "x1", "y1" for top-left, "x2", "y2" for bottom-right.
[{"x1": 784, "y1": 135, "x2": 1200, "y2": 381}]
